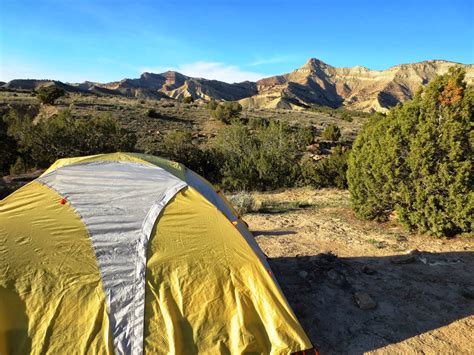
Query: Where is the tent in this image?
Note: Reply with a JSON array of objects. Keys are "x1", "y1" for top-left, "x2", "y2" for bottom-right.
[{"x1": 0, "y1": 152, "x2": 312, "y2": 354}]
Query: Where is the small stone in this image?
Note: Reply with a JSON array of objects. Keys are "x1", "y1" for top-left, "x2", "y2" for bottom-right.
[
  {"x1": 327, "y1": 269, "x2": 339, "y2": 280},
  {"x1": 390, "y1": 253, "x2": 416, "y2": 264},
  {"x1": 354, "y1": 292, "x2": 377, "y2": 310},
  {"x1": 396, "y1": 235, "x2": 408, "y2": 242},
  {"x1": 362, "y1": 265, "x2": 376, "y2": 275},
  {"x1": 298, "y1": 270, "x2": 308, "y2": 279},
  {"x1": 327, "y1": 269, "x2": 347, "y2": 286}
]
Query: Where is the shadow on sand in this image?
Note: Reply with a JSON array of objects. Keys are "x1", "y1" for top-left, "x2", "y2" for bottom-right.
[
  {"x1": 252, "y1": 230, "x2": 297, "y2": 237},
  {"x1": 270, "y1": 251, "x2": 474, "y2": 353}
]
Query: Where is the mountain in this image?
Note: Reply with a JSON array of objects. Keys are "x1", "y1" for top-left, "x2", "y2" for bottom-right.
[
  {"x1": 74, "y1": 71, "x2": 257, "y2": 101},
  {"x1": 3, "y1": 79, "x2": 83, "y2": 93},
  {"x1": 241, "y1": 59, "x2": 474, "y2": 112},
  {"x1": 2, "y1": 59, "x2": 473, "y2": 112}
]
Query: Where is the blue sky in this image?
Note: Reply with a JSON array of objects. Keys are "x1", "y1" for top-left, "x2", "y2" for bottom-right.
[{"x1": 1, "y1": 0, "x2": 473, "y2": 83}]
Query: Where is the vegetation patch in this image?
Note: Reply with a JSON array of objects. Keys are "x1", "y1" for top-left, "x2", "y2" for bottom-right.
[
  {"x1": 321, "y1": 123, "x2": 342, "y2": 142},
  {"x1": 36, "y1": 85, "x2": 65, "y2": 105},
  {"x1": 300, "y1": 146, "x2": 349, "y2": 189},
  {"x1": 3, "y1": 109, "x2": 136, "y2": 172},
  {"x1": 227, "y1": 191, "x2": 258, "y2": 215},
  {"x1": 209, "y1": 101, "x2": 242, "y2": 124},
  {"x1": 348, "y1": 67, "x2": 473, "y2": 237}
]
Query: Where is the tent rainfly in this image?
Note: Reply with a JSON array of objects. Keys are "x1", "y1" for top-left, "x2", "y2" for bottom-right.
[{"x1": 0, "y1": 153, "x2": 313, "y2": 354}]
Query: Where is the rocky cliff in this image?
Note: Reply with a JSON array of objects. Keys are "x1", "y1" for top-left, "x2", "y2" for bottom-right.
[{"x1": 241, "y1": 59, "x2": 474, "y2": 111}]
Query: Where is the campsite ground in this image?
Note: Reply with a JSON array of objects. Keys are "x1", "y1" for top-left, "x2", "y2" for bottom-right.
[
  {"x1": 243, "y1": 188, "x2": 474, "y2": 354},
  {"x1": 2, "y1": 91, "x2": 473, "y2": 353}
]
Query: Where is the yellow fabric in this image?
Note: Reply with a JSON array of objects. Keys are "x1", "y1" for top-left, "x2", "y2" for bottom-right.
[
  {"x1": 0, "y1": 182, "x2": 112, "y2": 355},
  {"x1": 144, "y1": 187, "x2": 312, "y2": 354},
  {"x1": 127, "y1": 153, "x2": 187, "y2": 180},
  {"x1": 3, "y1": 154, "x2": 311, "y2": 354}
]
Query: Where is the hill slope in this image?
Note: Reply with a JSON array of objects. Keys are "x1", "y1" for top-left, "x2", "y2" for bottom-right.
[
  {"x1": 3, "y1": 58, "x2": 472, "y2": 112},
  {"x1": 241, "y1": 59, "x2": 474, "y2": 112}
]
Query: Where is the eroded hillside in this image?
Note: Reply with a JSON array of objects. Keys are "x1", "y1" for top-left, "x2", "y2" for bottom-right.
[
  {"x1": 3, "y1": 58, "x2": 473, "y2": 112},
  {"x1": 241, "y1": 59, "x2": 474, "y2": 112}
]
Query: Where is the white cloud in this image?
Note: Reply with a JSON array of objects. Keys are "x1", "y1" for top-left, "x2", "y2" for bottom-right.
[
  {"x1": 248, "y1": 55, "x2": 292, "y2": 66},
  {"x1": 142, "y1": 61, "x2": 265, "y2": 83}
]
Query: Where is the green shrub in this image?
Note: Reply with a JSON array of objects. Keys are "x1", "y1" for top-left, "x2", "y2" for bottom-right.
[
  {"x1": 211, "y1": 102, "x2": 242, "y2": 124},
  {"x1": 206, "y1": 100, "x2": 219, "y2": 110},
  {"x1": 145, "y1": 108, "x2": 159, "y2": 118},
  {"x1": 347, "y1": 114, "x2": 395, "y2": 221},
  {"x1": 347, "y1": 67, "x2": 473, "y2": 236},
  {"x1": 247, "y1": 117, "x2": 270, "y2": 130},
  {"x1": 301, "y1": 146, "x2": 349, "y2": 189},
  {"x1": 214, "y1": 120, "x2": 306, "y2": 190},
  {"x1": 9, "y1": 157, "x2": 28, "y2": 175},
  {"x1": 339, "y1": 111, "x2": 353, "y2": 122},
  {"x1": 213, "y1": 123, "x2": 259, "y2": 189},
  {"x1": 160, "y1": 130, "x2": 221, "y2": 182},
  {"x1": 0, "y1": 114, "x2": 18, "y2": 175},
  {"x1": 36, "y1": 85, "x2": 65, "y2": 104},
  {"x1": 321, "y1": 124, "x2": 341, "y2": 142},
  {"x1": 310, "y1": 106, "x2": 370, "y2": 120},
  {"x1": 5, "y1": 109, "x2": 136, "y2": 169},
  {"x1": 182, "y1": 96, "x2": 194, "y2": 104},
  {"x1": 161, "y1": 130, "x2": 202, "y2": 170},
  {"x1": 227, "y1": 192, "x2": 257, "y2": 215}
]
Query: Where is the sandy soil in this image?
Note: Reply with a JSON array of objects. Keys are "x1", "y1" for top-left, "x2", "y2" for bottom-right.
[{"x1": 243, "y1": 188, "x2": 474, "y2": 354}]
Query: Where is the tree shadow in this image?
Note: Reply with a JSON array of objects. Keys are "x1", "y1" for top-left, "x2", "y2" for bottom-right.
[
  {"x1": 256, "y1": 201, "x2": 313, "y2": 214},
  {"x1": 269, "y1": 251, "x2": 474, "y2": 353},
  {"x1": 252, "y1": 230, "x2": 297, "y2": 237}
]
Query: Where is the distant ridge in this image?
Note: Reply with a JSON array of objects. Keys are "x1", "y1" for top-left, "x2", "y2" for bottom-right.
[
  {"x1": 244, "y1": 58, "x2": 474, "y2": 112},
  {"x1": 3, "y1": 58, "x2": 473, "y2": 112}
]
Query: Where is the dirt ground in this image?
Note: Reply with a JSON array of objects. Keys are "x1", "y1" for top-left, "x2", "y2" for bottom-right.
[{"x1": 243, "y1": 188, "x2": 474, "y2": 354}]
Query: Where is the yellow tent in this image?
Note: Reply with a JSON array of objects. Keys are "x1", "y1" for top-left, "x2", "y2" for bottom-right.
[{"x1": 0, "y1": 153, "x2": 312, "y2": 354}]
